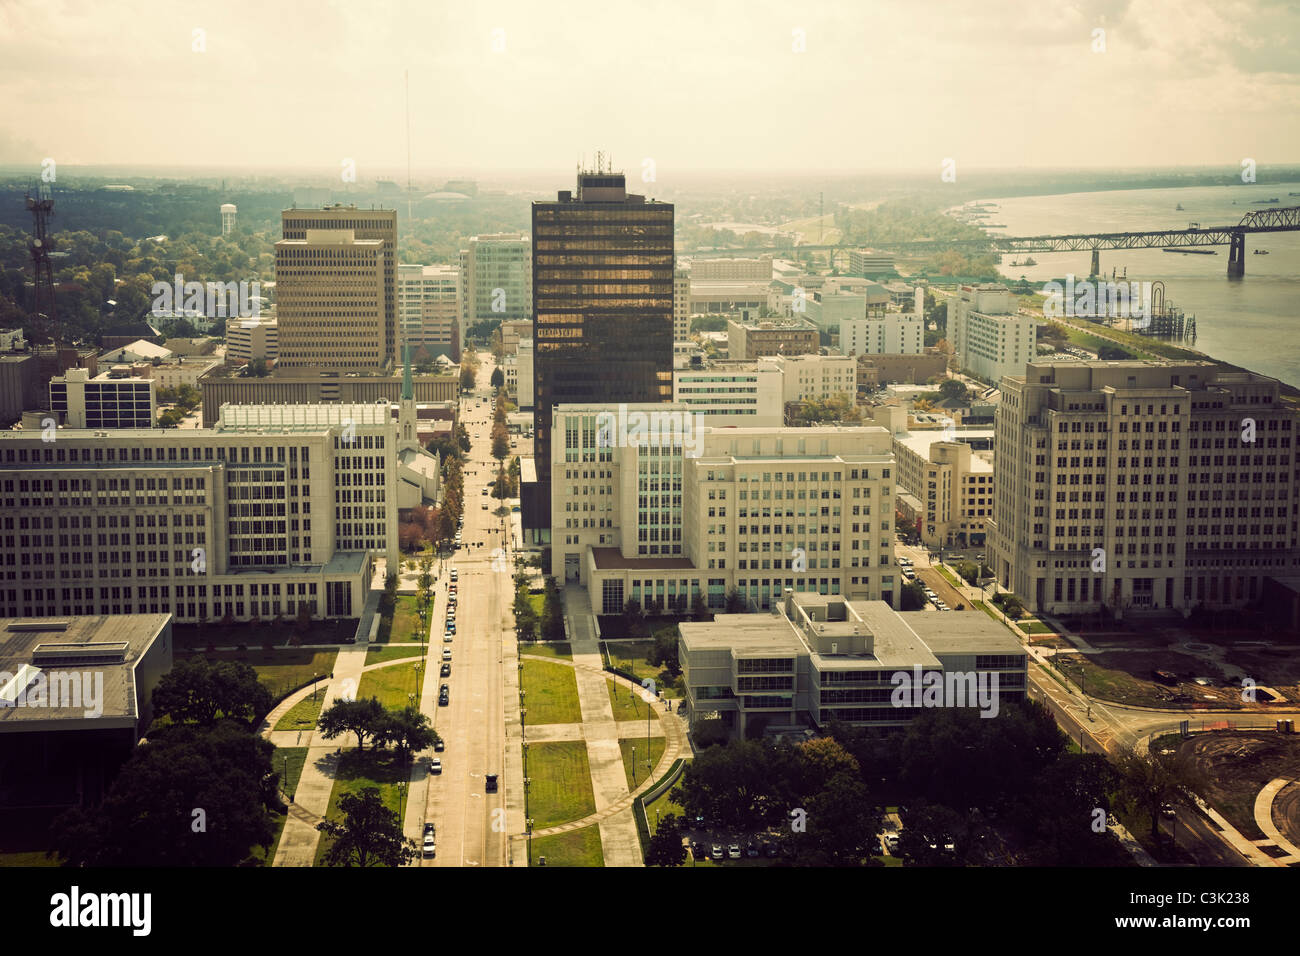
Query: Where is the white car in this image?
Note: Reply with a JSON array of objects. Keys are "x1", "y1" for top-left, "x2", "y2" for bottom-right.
[
  {"x1": 442, "y1": 649, "x2": 452, "y2": 661},
  {"x1": 430, "y1": 758, "x2": 442, "y2": 775}
]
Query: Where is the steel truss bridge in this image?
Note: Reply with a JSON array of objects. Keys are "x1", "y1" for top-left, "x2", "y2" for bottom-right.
[{"x1": 690, "y1": 205, "x2": 1300, "y2": 277}]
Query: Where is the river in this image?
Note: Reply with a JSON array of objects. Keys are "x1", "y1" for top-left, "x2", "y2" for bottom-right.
[{"x1": 971, "y1": 183, "x2": 1300, "y2": 386}]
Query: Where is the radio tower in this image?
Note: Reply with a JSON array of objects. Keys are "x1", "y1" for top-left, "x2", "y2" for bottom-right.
[{"x1": 25, "y1": 183, "x2": 59, "y2": 347}]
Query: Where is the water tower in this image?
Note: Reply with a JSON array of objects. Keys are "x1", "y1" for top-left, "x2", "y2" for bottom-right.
[{"x1": 220, "y1": 203, "x2": 237, "y2": 236}]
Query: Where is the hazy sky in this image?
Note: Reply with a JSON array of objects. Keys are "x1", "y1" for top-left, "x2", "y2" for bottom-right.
[{"x1": 1, "y1": 0, "x2": 1297, "y2": 173}]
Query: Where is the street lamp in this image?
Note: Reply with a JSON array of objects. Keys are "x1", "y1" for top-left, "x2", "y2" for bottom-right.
[
  {"x1": 632, "y1": 745, "x2": 636, "y2": 787},
  {"x1": 397, "y1": 780, "x2": 408, "y2": 824}
]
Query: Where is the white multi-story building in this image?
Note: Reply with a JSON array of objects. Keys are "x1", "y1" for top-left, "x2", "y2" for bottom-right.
[
  {"x1": 840, "y1": 288, "x2": 925, "y2": 356},
  {"x1": 459, "y1": 233, "x2": 531, "y2": 343},
  {"x1": 397, "y1": 263, "x2": 461, "y2": 359},
  {"x1": 990, "y1": 360, "x2": 1300, "y2": 618},
  {"x1": 673, "y1": 362, "x2": 784, "y2": 427},
  {"x1": 515, "y1": 338, "x2": 534, "y2": 410},
  {"x1": 221, "y1": 203, "x2": 237, "y2": 236},
  {"x1": 689, "y1": 256, "x2": 773, "y2": 281},
  {"x1": 550, "y1": 403, "x2": 900, "y2": 615},
  {"x1": 764, "y1": 353, "x2": 858, "y2": 404},
  {"x1": 947, "y1": 284, "x2": 1036, "y2": 384},
  {"x1": 226, "y1": 316, "x2": 279, "y2": 366}
]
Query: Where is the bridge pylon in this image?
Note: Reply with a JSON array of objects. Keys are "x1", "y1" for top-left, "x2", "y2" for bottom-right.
[
  {"x1": 1227, "y1": 232, "x2": 1245, "y2": 278},
  {"x1": 1089, "y1": 247, "x2": 1099, "y2": 277}
]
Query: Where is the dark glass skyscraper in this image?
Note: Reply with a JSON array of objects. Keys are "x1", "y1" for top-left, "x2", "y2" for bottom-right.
[{"x1": 526, "y1": 168, "x2": 674, "y2": 533}]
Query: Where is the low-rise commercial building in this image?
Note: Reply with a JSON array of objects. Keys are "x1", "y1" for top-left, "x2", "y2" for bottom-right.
[
  {"x1": 673, "y1": 361, "x2": 784, "y2": 427},
  {"x1": 49, "y1": 368, "x2": 156, "y2": 429},
  {"x1": 678, "y1": 590, "x2": 1025, "y2": 739},
  {"x1": 727, "y1": 315, "x2": 819, "y2": 361}
]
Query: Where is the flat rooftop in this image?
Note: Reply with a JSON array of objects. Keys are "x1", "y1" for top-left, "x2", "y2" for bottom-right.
[
  {"x1": 590, "y1": 547, "x2": 696, "y2": 571},
  {"x1": 0, "y1": 615, "x2": 170, "y2": 727}
]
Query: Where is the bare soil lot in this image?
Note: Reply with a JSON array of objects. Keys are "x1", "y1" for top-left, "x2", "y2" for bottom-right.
[{"x1": 1173, "y1": 731, "x2": 1300, "y2": 844}]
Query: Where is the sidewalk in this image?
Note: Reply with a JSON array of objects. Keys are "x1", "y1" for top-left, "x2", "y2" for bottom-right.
[{"x1": 271, "y1": 641, "x2": 370, "y2": 867}]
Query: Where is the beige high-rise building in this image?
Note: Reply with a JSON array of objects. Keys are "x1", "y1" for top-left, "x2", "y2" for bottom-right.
[
  {"x1": 398, "y1": 264, "x2": 461, "y2": 360},
  {"x1": 990, "y1": 360, "x2": 1299, "y2": 618},
  {"x1": 278, "y1": 205, "x2": 397, "y2": 369},
  {"x1": 946, "y1": 284, "x2": 1036, "y2": 384},
  {"x1": 674, "y1": 267, "x2": 691, "y2": 341},
  {"x1": 459, "y1": 233, "x2": 531, "y2": 344}
]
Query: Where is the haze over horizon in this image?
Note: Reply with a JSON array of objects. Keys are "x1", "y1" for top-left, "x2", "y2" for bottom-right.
[{"x1": 1, "y1": 0, "x2": 1297, "y2": 173}]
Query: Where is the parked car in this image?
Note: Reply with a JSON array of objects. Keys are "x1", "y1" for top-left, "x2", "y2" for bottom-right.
[
  {"x1": 434, "y1": 738, "x2": 444, "y2": 752},
  {"x1": 710, "y1": 844, "x2": 724, "y2": 861},
  {"x1": 485, "y1": 774, "x2": 498, "y2": 793},
  {"x1": 438, "y1": 684, "x2": 449, "y2": 705},
  {"x1": 745, "y1": 842, "x2": 759, "y2": 858},
  {"x1": 443, "y1": 633, "x2": 453, "y2": 643},
  {"x1": 422, "y1": 834, "x2": 436, "y2": 858},
  {"x1": 691, "y1": 841, "x2": 707, "y2": 860},
  {"x1": 430, "y1": 758, "x2": 442, "y2": 775},
  {"x1": 727, "y1": 844, "x2": 742, "y2": 860},
  {"x1": 884, "y1": 833, "x2": 900, "y2": 854},
  {"x1": 423, "y1": 822, "x2": 436, "y2": 838},
  {"x1": 440, "y1": 662, "x2": 451, "y2": 677},
  {"x1": 442, "y1": 649, "x2": 452, "y2": 661}
]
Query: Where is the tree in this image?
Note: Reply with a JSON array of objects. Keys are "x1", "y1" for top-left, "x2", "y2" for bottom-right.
[
  {"x1": 725, "y1": 589, "x2": 746, "y2": 613},
  {"x1": 50, "y1": 721, "x2": 276, "y2": 867},
  {"x1": 791, "y1": 770, "x2": 881, "y2": 866},
  {"x1": 318, "y1": 696, "x2": 387, "y2": 750},
  {"x1": 1116, "y1": 747, "x2": 1203, "y2": 850},
  {"x1": 152, "y1": 657, "x2": 272, "y2": 727},
  {"x1": 644, "y1": 813, "x2": 687, "y2": 867},
  {"x1": 317, "y1": 787, "x2": 417, "y2": 867},
  {"x1": 514, "y1": 583, "x2": 539, "y2": 642},
  {"x1": 649, "y1": 626, "x2": 681, "y2": 677},
  {"x1": 245, "y1": 357, "x2": 268, "y2": 377},
  {"x1": 375, "y1": 705, "x2": 438, "y2": 760},
  {"x1": 491, "y1": 425, "x2": 509, "y2": 462},
  {"x1": 897, "y1": 803, "x2": 968, "y2": 866},
  {"x1": 380, "y1": 572, "x2": 398, "y2": 615},
  {"x1": 622, "y1": 598, "x2": 646, "y2": 636},
  {"x1": 541, "y1": 577, "x2": 565, "y2": 641},
  {"x1": 459, "y1": 365, "x2": 476, "y2": 390},
  {"x1": 490, "y1": 367, "x2": 504, "y2": 389},
  {"x1": 938, "y1": 379, "x2": 969, "y2": 404},
  {"x1": 690, "y1": 592, "x2": 710, "y2": 621},
  {"x1": 900, "y1": 581, "x2": 927, "y2": 611}
]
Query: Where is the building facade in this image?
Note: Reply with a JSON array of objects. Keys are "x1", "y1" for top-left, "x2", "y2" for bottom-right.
[
  {"x1": 459, "y1": 233, "x2": 531, "y2": 344},
  {"x1": 673, "y1": 362, "x2": 784, "y2": 427},
  {"x1": 278, "y1": 205, "x2": 397, "y2": 369},
  {"x1": 530, "y1": 169, "x2": 675, "y2": 534},
  {"x1": 726, "y1": 316, "x2": 818, "y2": 361},
  {"x1": 398, "y1": 263, "x2": 461, "y2": 360},
  {"x1": 48, "y1": 368, "x2": 156, "y2": 429},
  {"x1": 550, "y1": 404, "x2": 900, "y2": 615},
  {"x1": 946, "y1": 284, "x2": 1036, "y2": 384},
  {"x1": 0, "y1": 403, "x2": 409, "y2": 624},
  {"x1": 990, "y1": 360, "x2": 1299, "y2": 618},
  {"x1": 225, "y1": 317, "x2": 279, "y2": 366}
]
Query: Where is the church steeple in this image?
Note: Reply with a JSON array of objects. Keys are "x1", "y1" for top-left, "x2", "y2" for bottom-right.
[
  {"x1": 399, "y1": 342, "x2": 416, "y2": 448},
  {"x1": 401, "y1": 343, "x2": 414, "y2": 401}
]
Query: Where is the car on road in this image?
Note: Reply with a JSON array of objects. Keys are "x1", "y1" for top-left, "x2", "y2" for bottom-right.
[
  {"x1": 442, "y1": 649, "x2": 451, "y2": 661},
  {"x1": 440, "y1": 662, "x2": 451, "y2": 677},
  {"x1": 438, "y1": 684, "x2": 449, "y2": 705},
  {"x1": 422, "y1": 834, "x2": 436, "y2": 858},
  {"x1": 449, "y1": 569, "x2": 457, "y2": 581},
  {"x1": 710, "y1": 844, "x2": 724, "y2": 860},
  {"x1": 482, "y1": 503, "x2": 489, "y2": 509},
  {"x1": 443, "y1": 633, "x2": 453, "y2": 643},
  {"x1": 430, "y1": 758, "x2": 442, "y2": 775},
  {"x1": 424, "y1": 822, "x2": 436, "y2": 838},
  {"x1": 727, "y1": 844, "x2": 742, "y2": 859},
  {"x1": 485, "y1": 774, "x2": 498, "y2": 793},
  {"x1": 883, "y1": 833, "x2": 900, "y2": 854},
  {"x1": 433, "y1": 738, "x2": 444, "y2": 752}
]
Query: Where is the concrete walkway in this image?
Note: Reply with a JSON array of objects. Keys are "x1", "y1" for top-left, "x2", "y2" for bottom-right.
[
  {"x1": 1253, "y1": 778, "x2": 1300, "y2": 865},
  {"x1": 270, "y1": 640, "x2": 370, "y2": 866}
]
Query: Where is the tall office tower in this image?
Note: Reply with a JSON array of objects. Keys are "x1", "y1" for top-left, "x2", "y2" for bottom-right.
[
  {"x1": 530, "y1": 167, "x2": 675, "y2": 524},
  {"x1": 220, "y1": 203, "x2": 237, "y2": 236},
  {"x1": 279, "y1": 205, "x2": 397, "y2": 368},
  {"x1": 990, "y1": 360, "x2": 1299, "y2": 619},
  {"x1": 458, "y1": 233, "x2": 531, "y2": 344},
  {"x1": 398, "y1": 263, "x2": 461, "y2": 360}
]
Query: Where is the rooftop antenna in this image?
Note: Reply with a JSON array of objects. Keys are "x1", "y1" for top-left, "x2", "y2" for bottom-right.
[{"x1": 25, "y1": 181, "x2": 58, "y2": 348}]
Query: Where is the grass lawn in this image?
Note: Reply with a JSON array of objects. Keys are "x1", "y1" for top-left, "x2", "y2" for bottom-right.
[
  {"x1": 274, "y1": 693, "x2": 326, "y2": 732},
  {"x1": 606, "y1": 639, "x2": 682, "y2": 699},
  {"x1": 1017, "y1": 621, "x2": 1055, "y2": 635},
  {"x1": 518, "y1": 641, "x2": 572, "y2": 660},
  {"x1": 936, "y1": 565, "x2": 961, "y2": 587},
  {"x1": 531, "y1": 825, "x2": 604, "y2": 867},
  {"x1": 175, "y1": 648, "x2": 337, "y2": 704},
  {"x1": 619, "y1": 737, "x2": 666, "y2": 791},
  {"x1": 526, "y1": 741, "x2": 597, "y2": 829},
  {"x1": 273, "y1": 746, "x2": 310, "y2": 797},
  {"x1": 365, "y1": 645, "x2": 426, "y2": 666},
  {"x1": 645, "y1": 784, "x2": 688, "y2": 824},
  {"x1": 314, "y1": 748, "x2": 411, "y2": 866},
  {"x1": 357, "y1": 660, "x2": 426, "y2": 710},
  {"x1": 376, "y1": 595, "x2": 426, "y2": 644},
  {"x1": 608, "y1": 680, "x2": 663, "y2": 723},
  {"x1": 522, "y1": 659, "x2": 582, "y2": 724}
]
